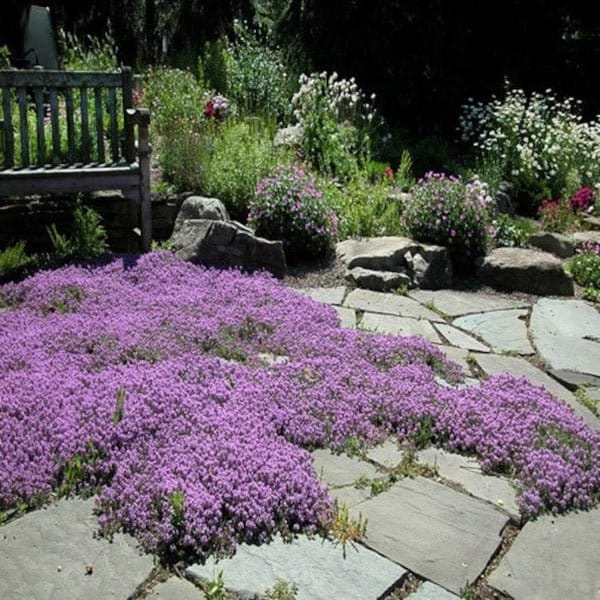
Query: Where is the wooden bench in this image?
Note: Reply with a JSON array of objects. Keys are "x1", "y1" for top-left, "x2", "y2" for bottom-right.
[{"x1": 0, "y1": 67, "x2": 151, "y2": 251}]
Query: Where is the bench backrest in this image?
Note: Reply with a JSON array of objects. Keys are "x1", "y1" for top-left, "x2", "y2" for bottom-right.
[{"x1": 0, "y1": 67, "x2": 135, "y2": 169}]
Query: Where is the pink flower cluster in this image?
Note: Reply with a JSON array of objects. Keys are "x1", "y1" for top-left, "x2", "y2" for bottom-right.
[
  {"x1": 0, "y1": 254, "x2": 598, "y2": 560},
  {"x1": 569, "y1": 187, "x2": 595, "y2": 213}
]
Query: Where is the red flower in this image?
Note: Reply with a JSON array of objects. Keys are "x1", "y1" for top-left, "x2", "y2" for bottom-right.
[
  {"x1": 384, "y1": 166, "x2": 394, "y2": 179},
  {"x1": 203, "y1": 100, "x2": 215, "y2": 119}
]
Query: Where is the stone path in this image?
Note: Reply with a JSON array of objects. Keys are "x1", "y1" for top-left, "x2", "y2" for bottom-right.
[{"x1": 2, "y1": 285, "x2": 599, "y2": 599}]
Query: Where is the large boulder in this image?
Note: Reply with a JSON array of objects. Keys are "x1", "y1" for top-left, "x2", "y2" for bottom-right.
[
  {"x1": 172, "y1": 196, "x2": 230, "y2": 234},
  {"x1": 171, "y1": 219, "x2": 286, "y2": 278},
  {"x1": 528, "y1": 231, "x2": 575, "y2": 258},
  {"x1": 336, "y1": 236, "x2": 451, "y2": 290},
  {"x1": 477, "y1": 247, "x2": 574, "y2": 296}
]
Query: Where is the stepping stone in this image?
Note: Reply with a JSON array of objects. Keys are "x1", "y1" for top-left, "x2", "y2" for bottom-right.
[
  {"x1": 416, "y1": 448, "x2": 520, "y2": 522},
  {"x1": 297, "y1": 286, "x2": 347, "y2": 306},
  {"x1": 477, "y1": 247, "x2": 574, "y2": 296},
  {"x1": 488, "y1": 508, "x2": 600, "y2": 600},
  {"x1": 529, "y1": 231, "x2": 575, "y2": 258},
  {"x1": 548, "y1": 369, "x2": 600, "y2": 390},
  {"x1": 452, "y1": 309, "x2": 533, "y2": 355},
  {"x1": 433, "y1": 322, "x2": 490, "y2": 352},
  {"x1": 407, "y1": 581, "x2": 460, "y2": 599},
  {"x1": 473, "y1": 353, "x2": 599, "y2": 429},
  {"x1": 0, "y1": 498, "x2": 154, "y2": 600},
  {"x1": 572, "y1": 229, "x2": 600, "y2": 246},
  {"x1": 530, "y1": 298, "x2": 600, "y2": 379},
  {"x1": 360, "y1": 313, "x2": 442, "y2": 343},
  {"x1": 408, "y1": 289, "x2": 528, "y2": 317},
  {"x1": 185, "y1": 535, "x2": 407, "y2": 600},
  {"x1": 312, "y1": 450, "x2": 379, "y2": 488},
  {"x1": 366, "y1": 439, "x2": 405, "y2": 469},
  {"x1": 352, "y1": 477, "x2": 508, "y2": 594},
  {"x1": 148, "y1": 577, "x2": 203, "y2": 599},
  {"x1": 435, "y1": 345, "x2": 472, "y2": 375},
  {"x1": 345, "y1": 267, "x2": 413, "y2": 293},
  {"x1": 336, "y1": 236, "x2": 418, "y2": 271},
  {"x1": 329, "y1": 485, "x2": 372, "y2": 508},
  {"x1": 344, "y1": 289, "x2": 444, "y2": 322},
  {"x1": 333, "y1": 306, "x2": 357, "y2": 329}
]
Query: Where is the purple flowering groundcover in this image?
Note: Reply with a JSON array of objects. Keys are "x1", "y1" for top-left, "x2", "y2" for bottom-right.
[{"x1": 0, "y1": 253, "x2": 598, "y2": 560}]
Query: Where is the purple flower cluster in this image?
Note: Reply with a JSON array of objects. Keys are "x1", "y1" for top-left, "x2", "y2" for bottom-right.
[
  {"x1": 569, "y1": 187, "x2": 595, "y2": 213},
  {"x1": 0, "y1": 253, "x2": 598, "y2": 559}
]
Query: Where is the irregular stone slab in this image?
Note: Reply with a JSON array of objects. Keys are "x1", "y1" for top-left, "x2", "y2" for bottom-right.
[
  {"x1": 329, "y1": 485, "x2": 372, "y2": 508},
  {"x1": 345, "y1": 288, "x2": 444, "y2": 322},
  {"x1": 172, "y1": 196, "x2": 229, "y2": 234},
  {"x1": 548, "y1": 369, "x2": 600, "y2": 390},
  {"x1": 345, "y1": 267, "x2": 413, "y2": 293},
  {"x1": 529, "y1": 231, "x2": 575, "y2": 258},
  {"x1": 366, "y1": 439, "x2": 405, "y2": 469},
  {"x1": 488, "y1": 509, "x2": 600, "y2": 600},
  {"x1": 473, "y1": 353, "x2": 599, "y2": 429},
  {"x1": 336, "y1": 236, "x2": 417, "y2": 271},
  {"x1": 477, "y1": 247, "x2": 574, "y2": 296},
  {"x1": 435, "y1": 345, "x2": 472, "y2": 375},
  {"x1": 148, "y1": 577, "x2": 203, "y2": 599},
  {"x1": 572, "y1": 229, "x2": 600, "y2": 246},
  {"x1": 405, "y1": 245, "x2": 452, "y2": 290},
  {"x1": 297, "y1": 286, "x2": 347, "y2": 306},
  {"x1": 0, "y1": 498, "x2": 154, "y2": 600},
  {"x1": 334, "y1": 306, "x2": 357, "y2": 329},
  {"x1": 172, "y1": 219, "x2": 286, "y2": 278},
  {"x1": 408, "y1": 289, "x2": 529, "y2": 317},
  {"x1": 416, "y1": 448, "x2": 520, "y2": 522},
  {"x1": 312, "y1": 450, "x2": 379, "y2": 488},
  {"x1": 352, "y1": 477, "x2": 508, "y2": 594},
  {"x1": 361, "y1": 312, "x2": 442, "y2": 343},
  {"x1": 433, "y1": 323, "x2": 490, "y2": 352},
  {"x1": 530, "y1": 299, "x2": 600, "y2": 379},
  {"x1": 582, "y1": 214, "x2": 600, "y2": 231},
  {"x1": 453, "y1": 309, "x2": 533, "y2": 355},
  {"x1": 407, "y1": 581, "x2": 460, "y2": 599},
  {"x1": 186, "y1": 536, "x2": 407, "y2": 600}
]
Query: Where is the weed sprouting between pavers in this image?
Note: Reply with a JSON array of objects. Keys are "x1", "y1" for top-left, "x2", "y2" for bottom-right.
[{"x1": 0, "y1": 253, "x2": 599, "y2": 562}]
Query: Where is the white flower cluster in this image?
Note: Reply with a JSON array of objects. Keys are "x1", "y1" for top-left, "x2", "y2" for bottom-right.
[{"x1": 459, "y1": 87, "x2": 600, "y2": 196}]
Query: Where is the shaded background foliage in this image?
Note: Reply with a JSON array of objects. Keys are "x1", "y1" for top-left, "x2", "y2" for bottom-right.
[{"x1": 1, "y1": 0, "x2": 599, "y2": 135}]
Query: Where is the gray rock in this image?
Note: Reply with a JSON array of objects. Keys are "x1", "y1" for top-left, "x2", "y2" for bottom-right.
[
  {"x1": 345, "y1": 267, "x2": 413, "y2": 293},
  {"x1": 296, "y1": 286, "x2": 347, "y2": 306},
  {"x1": 406, "y1": 246, "x2": 453, "y2": 290},
  {"x1": 185, "y1": 536, "x2": 406, "y2": 600},
  {"x1": 572, "y1": 229, "x2": 600, "y2": 247},
  {"x1": 366, "y1": 439, "x2": 405, "y2": 469},
  {"x1": 352, "y1": 477, "x2": 507, "y2": 594},
  {"x1": 435, "y1": 345, "x2": 472, "y2": 375},
  {"x1": 172, "y1": 196, "x2": 229, "y2": 234},
  {"x1": 494, "y1": 190, "x2": 514, "y2": 216},
  {"x1": 407, "y1": 581, "x2": 460, "y2": 600},
  {"x1": 171, "y1": 219, "x2": 286, "y2": 278},
  {"x1": 582, "y1": 214, "x2": 600, "y2": 231},
  {"x1": 311, "y1": 450, "x2": 379, "y2": 488},
  {"x1": 360, "y1": 312, "x2": 442, "y2": 343},
  {"x1": 452, "y1": 309, "x2": 533, "y2": 355},
  {"x1": 0, "y1": 498, "x2": 154, "y2": 600},
  {"x1": 148, "y1": 577, "x2": 203, "y2": 599},
  {"x1": 473, "y1": 353, "x2": 599, "y2": 429},
  {"x1": 408, "y1": 289, "x2": 529, "y2": 317},
  {"x1": 488, "y1": 508, "x2": 600, "y2": 600},
  {"x1": 333, "y1": 306, "x2": 357, "y2": 329},
  {"x1": 416, "y1": 448, "x2": 520, "y2": 522},
  {"x1": 530, "y1": 299, "x2": 600, "y2": 379},
  {"x1": 548, "y1": 369, "x2": 600, "y2": 390},
  {"x1": 529, "y1": 231, "x2": 575, "y2": 258},
  {"x1": 273, "y1": 124, "x2": 303, "y2": 147},
  {"x1": 344, "y1": 288, "x2": 444, "y2": 322},
  {"x1": 477, "y1": 247, "x2": 574, "y2": 296},
  {"x1": 433, "y1": 323, "x2": 490, "y2": 353}
]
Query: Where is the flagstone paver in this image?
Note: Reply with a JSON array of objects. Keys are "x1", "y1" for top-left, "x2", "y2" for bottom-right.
[
  {"x1": 530, "y1": 298, "x2": 600, "y2": 379},
  {"x1": 366, "y1": 439, "x2": 405, "y2": 469},
  {"x1": 297, "y1": 286, "x2": 347, "y2": 306},
  {"x1": 416, "y1": 448, "x2": 520, "y2": 522},
  {"x1": 333, "y1": 305, "x2": 357, "y2": 329},
  {"x1": 408, "y1": 289, "x2": 529, "y2": 317},
  {"x1": 407, "y1": 581, "x2": 460, "y2": 599},
  {"x1": 344, "y1": 288, "x2": 444, "y2": 321},
  {"x1": 488, "y1": 508, "x2": 600, "y2": 600},
  {"x1": 312, "y1": 450, "x2": 379, "y2": 488},
  {"x1": 452, "y1": 309, "x2": 534, "y2": 355},
  {"x1": 351, "y1": 477, "x2": 508, "y2": 594},
  {"x1": 0, "y1": 498, "x2": 154, "y2": 600},
  {"x1": 360, "y1": 312, "x2": 442, "y2": 343},
  {"x1": 148, "y1": 577, "x2": 203, "y2": 599},
  {"x1": 433, "y1": 322, "x2": 490, "y2": 352},
  {"x1": 185, "y1": 536, "x2": 407, "y2": 600},
  {"x1": 435, "y1": 345, "x2": 472, "y2": 375},
  {"x1": 473, "y1": 353, "x2": 600, "y2": 428}
]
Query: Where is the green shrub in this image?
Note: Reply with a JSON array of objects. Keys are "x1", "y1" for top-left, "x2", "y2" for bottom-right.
[
  {"x1": 202, "y1": 119, "x2": 287, "y2": 221},
  {"x1": 538, "y1": 199, "x2": 580, "y2": 234},
  {"x1": 404, "y1": 172, "x2": 494, "y2": 269},
  {"x1": 223, "y1": 20, "x2": 294, "y2": 121},
  {"x1": 569, "y1": 252, "x2": 600, "y2": 289},
  {"x1": 460, "y1": 87, "x2": 600, "y2": 210},
  {"x1": 57, "y1": 28, "x2": 118, "y2": 71},
  {"x1": 326, "y1": 176, "x2": 404, "y2": 239},
  {"x1": 0, "y1": 45, "x2": 10, "y2": 68},
  {"x1": 0, "y1": 242, "x2": 32, "y2": 281},
  {"x1": 249, "y1": 165, "x2": 338, "y2": 262},
  {"x1": 492, "y1": 215, "x2": 538, "y2": 248}
]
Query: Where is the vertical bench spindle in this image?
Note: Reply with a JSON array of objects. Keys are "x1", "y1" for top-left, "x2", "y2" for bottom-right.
[
  {"x1": 2, "y1": 88, "x2": 14, "y2": 168},
  {"x1": 80, "y1": 87, "x2": 90, "y2": 164},
  {"x1": 94, "y1": 87, "x2": 105, "y2": 163},
  {"x1": 107, "y1": 88, "x2": 119, "y2": 163},
  {"x1": 34, "y1": 88, "x2": 46, "y2": 166},
  {"x1": 17, "y1": 88, "x2": 29, "y2": 167},
  {"x1": 49, "y1": 89, "x2": 60, "y2": 165},
  {"x1": 65, "y1": 88, "x2": 75, "y2": 164}
]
